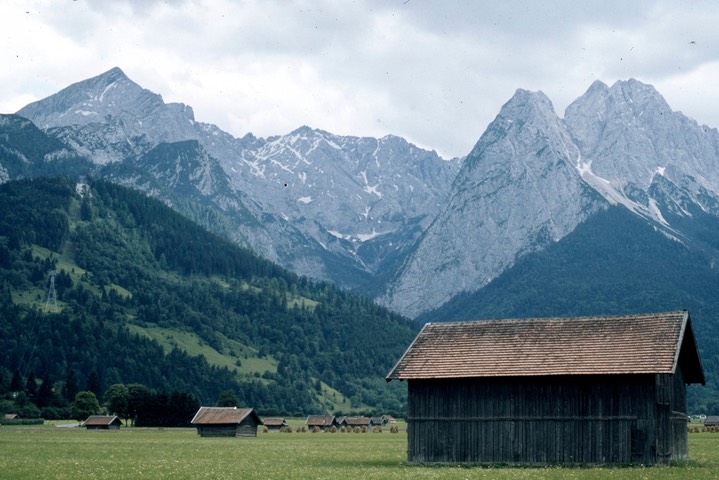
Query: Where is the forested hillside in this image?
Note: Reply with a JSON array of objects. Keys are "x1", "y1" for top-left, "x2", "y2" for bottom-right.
[
  {"x1": 418, "y1": 207, "x2": 719, "y2": 413},
  {"x1": 0, "y1": 177, "x2": 416, "y2": 418}
]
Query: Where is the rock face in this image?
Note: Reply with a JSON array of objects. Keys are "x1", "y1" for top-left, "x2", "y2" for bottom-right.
[
  {"x1": 564, "y1": 79, "x2": 719, "y2": 220},
  {"x1": 380, "y1": 90, "x2": 604, "y2": 317},
  {"x1": 226, "y1": 127, "x2": 460, "y2": 287}
]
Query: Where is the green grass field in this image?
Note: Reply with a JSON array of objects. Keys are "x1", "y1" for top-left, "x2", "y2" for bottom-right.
[{"x1": 2, "y1": 424, "x2": 719, "y2": 479}]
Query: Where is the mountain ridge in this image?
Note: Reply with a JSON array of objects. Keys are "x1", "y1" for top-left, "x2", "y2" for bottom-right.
[
  {"x1": 14, "y1": 67, "x2": 461, "y2": 298},
  {"x1": 6, "y1": 67, "x2": 719, "y2": 321},
  {"x1": 382, "y1": 77, "x2": 719, "y2": 315}
]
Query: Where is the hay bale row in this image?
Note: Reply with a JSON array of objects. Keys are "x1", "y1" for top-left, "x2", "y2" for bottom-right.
[{"x1": 688, "y1": 425, "x2": 719, "y2": 433}]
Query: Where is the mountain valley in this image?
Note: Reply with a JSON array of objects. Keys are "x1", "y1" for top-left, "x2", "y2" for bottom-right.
[{"x1": 3, "y1": 69, "x2": 719, "y2": 412}]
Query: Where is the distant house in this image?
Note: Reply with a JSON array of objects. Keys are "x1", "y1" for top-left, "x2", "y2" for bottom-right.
[
  {"x1": 2, "y1": 414, "x2": 19, "y2": 421},
  {"x1": 263, "y1": 418, "x2": 288, "y2": 431},
  {"x1": 381, "y1": 415, "x2": 397, "y2": 424},
  {"x1": 704, "y1": 416, "x2": 719, "y2": 427},
  {"x1": 335, "y1": 416, "x2": 347, "y2": 428},
  {"x1": 345, "y1": 416, "x2": 370, "y2": 429},
  {"x1": 369, "y1": 417, "x2": 385, "y2": 427},
  {"x1": 84, "y1": 415, "x2": 122, "y2": 430},
  {"x1": 305, "y1": 415, "x2": 337, "y2": 431},
  {"x1": 387, "y1": 311, "x2": 705, "y2": 465},
  {"x1": 191, "y1": 407, "x2": 263, "y2": 437}
]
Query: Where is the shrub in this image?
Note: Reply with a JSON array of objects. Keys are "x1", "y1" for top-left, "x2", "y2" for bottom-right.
[
  {"x1": 0, "y1": 418, "x2": 44, "y2": 426},
  {"x1": 40, "y1": 406, "x2": 70, "y2": 420}
]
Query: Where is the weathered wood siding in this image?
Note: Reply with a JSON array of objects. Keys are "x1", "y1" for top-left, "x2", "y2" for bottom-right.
[
  {"x1": 196, "y1": 423, "x2": 259, "y2": 437},
  {"x1": 656, "y1": 365, "x2": 689, "y2": 463},
  {"x1": 407, "y1": 375, "x2": 679, "y2": 465}
]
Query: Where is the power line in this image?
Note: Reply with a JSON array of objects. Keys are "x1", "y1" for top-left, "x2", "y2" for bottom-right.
[{"x1": 45, "y1": 270, "x2": 57, "y2": 312}]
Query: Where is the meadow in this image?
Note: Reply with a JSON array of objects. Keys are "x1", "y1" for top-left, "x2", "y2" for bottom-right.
[{"x1": 1, "y1": 422, "x2": 719, "y2": 479}]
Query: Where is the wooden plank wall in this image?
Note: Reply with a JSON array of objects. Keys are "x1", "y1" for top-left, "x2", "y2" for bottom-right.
[
  {"x1": 407, "y1": 375, "x2": 663, "y2": 465},
  {"x1": 666, "y1": 365, "x2": 689, "y2": 462},
  {"x1": 197, "y1": 424, "x2": 258, "y2": 437}
]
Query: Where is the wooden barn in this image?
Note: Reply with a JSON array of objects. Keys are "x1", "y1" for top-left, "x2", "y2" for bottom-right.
[
  {"x1": 345, "y1": 416, "x2": 371, "y2": 429},
  {"x1": 306, "y1": 415, "x2": 337, "y2": 431},
  {"x1": 191, "y1": 407, "x2": 263, "y2": 437},
  {"x1": 386, "y1": 311, "x2": 704, "y2": 465},
  {"x1": 84, "y1": 415, "x2": 122, "y2": 430},
  {"x1": 263, "y1": 418, "x2": 289, "y2": 431},
  {"x1": 704, "y1": 416, "x2": 719, "y2": 427}
]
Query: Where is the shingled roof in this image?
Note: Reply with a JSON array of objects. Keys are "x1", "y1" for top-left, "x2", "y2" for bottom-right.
[
  {"x1": 387, "y1": 311, "x2": 704, "y2": 384},
  {"x1": 191, "y1": 407, "x2": 263, "y2": 425},
  {"x1": 83, "y1": 415, "x2": 121, "y2": 426}
]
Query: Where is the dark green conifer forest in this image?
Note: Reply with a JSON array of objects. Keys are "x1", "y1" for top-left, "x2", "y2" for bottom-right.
[{"x1": 0, "y1": 177, "x2": 416, "y2": 421}]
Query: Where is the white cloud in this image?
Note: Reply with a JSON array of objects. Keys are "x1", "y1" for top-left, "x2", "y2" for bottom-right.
[{"x1": 1, "y1": 0, "x2": 718, "y2": 158}]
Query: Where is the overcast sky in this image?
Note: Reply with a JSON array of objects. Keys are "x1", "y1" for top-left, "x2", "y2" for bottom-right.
[{"x1": 1, "y1": 0, "x2": 717, "y2": 158}]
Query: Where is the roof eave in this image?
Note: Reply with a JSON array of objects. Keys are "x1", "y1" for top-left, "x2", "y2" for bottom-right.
[{"x1": 386, "y1": 322, "x2": 430, "y2": 382}]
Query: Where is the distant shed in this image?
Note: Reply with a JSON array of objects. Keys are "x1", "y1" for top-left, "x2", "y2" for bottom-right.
[
  {"x1": 263, "y1": 418, "x2": 289, "y2": 431},
  {"x1": 704, "y1": 416, "x2": 719, "y2": 427},
  {"x1": 84, "y1": 415, "x2": 122, "y2": 430},
  {"x1": 306, "y1": 415, "x2": 337, "y2": 431},
  {"x1": 387, "y1": 311, "x2": 704, "y2": 465},
  {"x1": 345, "y1": 416, "x2": 371, "y2": 429},
  {"x1": 191, "y1": 407, "x2": 263, "y2": 437}
]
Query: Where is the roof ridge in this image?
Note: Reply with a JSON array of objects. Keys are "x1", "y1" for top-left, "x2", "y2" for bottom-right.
[{"x1": 387, "y1": 311, "x2": 702, "y2": 382}]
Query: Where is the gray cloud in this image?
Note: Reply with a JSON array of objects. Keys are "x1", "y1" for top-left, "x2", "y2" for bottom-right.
[{"x1": 1, "y1": 0, "x2": 718, "y2": 158}]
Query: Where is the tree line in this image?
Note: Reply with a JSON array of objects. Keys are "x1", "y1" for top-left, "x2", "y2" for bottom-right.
[{"x1": 1, "y1": 366, "x2": 200, "y2": 427}]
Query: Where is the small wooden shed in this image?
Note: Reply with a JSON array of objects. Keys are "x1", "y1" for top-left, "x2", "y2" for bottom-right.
[
  {"x1": 306, "y1": 415, "x2": 337, "y2": 431},
  {"x1": 84, "y1": 415, "x2": 122, "y2": 430},
  {"x1": 263, "y1": 418, "x2": 289, "y2": 431},
  {"x1": 191, "y1": 407, "x2": 263, "y2": 437},
  {"x1": 387, "y1": 311, "x2": 704, "y2": 465},
  {"x1": 704, "y1": 416, "x2": 719, "y2": 427},
  {"x1": 345, "y1": 416, "x2": 371, "y2": 429}
]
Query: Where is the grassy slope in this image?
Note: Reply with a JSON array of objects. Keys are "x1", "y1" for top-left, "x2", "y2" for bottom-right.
[{"x1": 126, "y1": 324, "x2": 277, "y2": 377}]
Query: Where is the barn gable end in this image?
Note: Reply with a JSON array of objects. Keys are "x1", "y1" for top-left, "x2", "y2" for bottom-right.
[{"x1": 387, "y1": 311, "x2": 704, "y2": 465}]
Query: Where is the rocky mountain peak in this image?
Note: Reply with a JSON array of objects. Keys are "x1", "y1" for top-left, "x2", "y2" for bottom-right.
[
  {"x1": 17, "y1": 67, "x2": 195, "y2": 130},
  {"x1": 381, "y1": 88, "x2": 601, "y2": 317},
  {"x1": 495, "y1": 89, "x2": 557, "y2": 127},
  {"x1": 610, "y1": 78, "x2": 670, "y2": 109},
  {"x1": 565, "y1": 78, "x2": 672, "y2": 161},
  {"x1": 564, "y1": 77, "x2": 719, "y2": 224},
  {"x1": 16, "y1": 67, "x2": 203, "y2": 165},
  {"x1": 462, "y1": 88, "x2": 571, "y2": 177}
]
